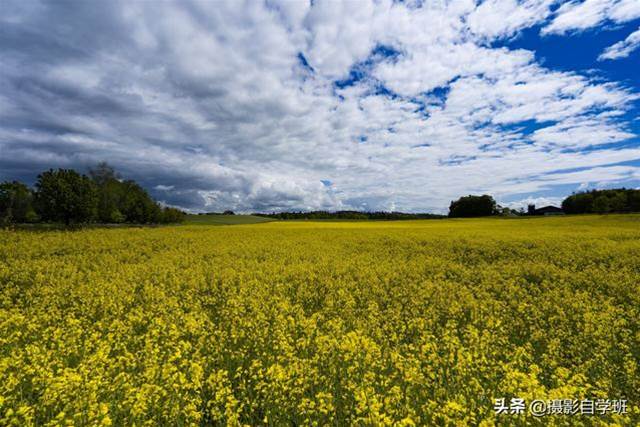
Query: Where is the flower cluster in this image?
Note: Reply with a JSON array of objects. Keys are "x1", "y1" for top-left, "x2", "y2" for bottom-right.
[{"x1": 1, "y1": 215, "x2": 638, "y2": 425}]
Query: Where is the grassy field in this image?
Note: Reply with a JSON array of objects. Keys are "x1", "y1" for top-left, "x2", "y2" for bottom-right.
[
  {"x1": 184, "y1": 214, "x2": 274, "y2": 225},
  {"x1": 1, "y1": 215, "x2": 638, "y2": 425}
]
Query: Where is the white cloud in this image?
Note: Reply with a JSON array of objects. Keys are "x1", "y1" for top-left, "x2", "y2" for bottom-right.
[
  {"x1": 503, "y1": 196, "x2": 565, "y2": 210},
  {"x1": 609, "y1": 0, "x2": 640, "y2": 23},
  {"x1": 0, "y1": 0, "x2": 638, "y2": 212},
  {"x1": 155, "y1": 185, "x2": 174, "y2": 191},
  {"x1": 531, "y1": 115, "x2": 635, "y2": 148},
  {"x1": 599, "y1": 26, "x2": 640, "y2": 60},
  {"x1": 467, "y1": 0, "x2": 556, "y2": 40},
  {"x1": 543, "y1": 0, "x2": 640, "y2": 35}
]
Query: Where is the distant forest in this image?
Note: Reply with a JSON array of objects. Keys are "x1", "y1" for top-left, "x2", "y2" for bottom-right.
[
  {"x1": 0, "y1": 163, "x2": 185, "y2": 225},
  {"x1": 259, "y1": 189, "x2": 640, "y2": 220},
  {"x1": 562, "y1": 188, "x2": 640, "y2": 214},
  {"x1": 253, "y1": 211, "x2": 446, "y2": 220}
]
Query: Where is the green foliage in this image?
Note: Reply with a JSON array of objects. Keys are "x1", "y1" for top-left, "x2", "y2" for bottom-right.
[
  {"x1": 34, "y1": 169, "x2": 98, "y2": 225},
  {"x1": 108, "y1": 209, "x2": 125, "y2": 224},
  {"x1": 0, "y1": 162, "x2": 186, "y2": 225},
  {"x1": 448, "y1": 194, "x2": 497, "y2": 217},
  {"x1": 89, "y1": 163, "x2": 185, "y2": 224},
  {"x1": 89, "y1": 162, "x2": 161, "y2": 224},
  {"x1": 160, "y1": 207, "x2": 186, "y2": 224},
  {"x1": 89, "y1": 162, "x2": 125, "y2": 223},
  {"x1": 593, "y1": 195, "x2": 611, "y2": 214},
  {"x1": 562, "y1": 188, "x2": 640, "y2": 214},
  {"x1": 118, "y1": 180, "x2": 161, "y2": 223},
  {"x1": 0, "y1": 181, "x2": 38, "y2": 224},
  {"x1": 3, "y1": 164, "x2": 186, "y2": 225},
  {"x1": 23, "y1": 209, "x2": 40, "y2": 223},
  {"x1": 630, "y1": 191, "x2": 640, "y2": 212}
]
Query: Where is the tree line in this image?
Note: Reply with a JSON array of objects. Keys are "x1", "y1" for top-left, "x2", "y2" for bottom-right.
[
  {"x1": 562, "y1": 188, "x2": 640, "y2": 214},
  {"x1": 0, "y1": 163, "x2": 185, "y2": 226},
  {"x1": 253, "y1": 210, "x2": 446, "y2": 220},
  {"x1": 448, "y1": 188, "x2": 640, "y2": 217}
]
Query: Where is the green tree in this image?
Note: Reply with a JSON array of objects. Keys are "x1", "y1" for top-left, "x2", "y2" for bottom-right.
[
  {"x1": 89, "y1": 162, "x2": 125, "y2": 223},
  {"x1": 562, "y1": 192, "x2": 594, "y2": 214},
  {"x1": 448, "y1": 195, "x2": 497, "y2": 218},
  {"x1": 609, "y1": 192, "x2": 627, "y2": 212},
  {"x1": 629, "y1": 191, "x2": 640, "y2": 212},
  {"x1": 592, "y1": 196, "x2": 611, "y2": 214},
  {"x1": 0, "y1": 181, "x2": 38, "y2": 224},
  {"x1": 120, "y1": 180, "x2": 161, "y2": 223},
  {"x1": 160, "y1": 207, "x2": 186, "y2": 223},
  {"x1": 562, "y1": 189, "x2": 640, "y2": 214},
  {"x1": 34, "y1": 169, "x2": 98, "y2": 225}
]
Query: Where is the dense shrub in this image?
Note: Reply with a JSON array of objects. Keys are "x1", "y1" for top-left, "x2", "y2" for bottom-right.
[
  {"x1": 0, "y1": 181, "x2": 38, "y2": 224},
  {"x1": 160, "y1": 206, "x2": 187, "y2": 223}
]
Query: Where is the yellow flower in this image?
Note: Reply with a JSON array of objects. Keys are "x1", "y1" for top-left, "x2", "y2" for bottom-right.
[{"x1": 0, "y1": 215, "x2": 638, "y2": 424}]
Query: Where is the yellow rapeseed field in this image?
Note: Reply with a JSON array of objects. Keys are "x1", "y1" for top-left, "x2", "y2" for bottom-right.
[{"x1": 1, "y1": 215, "x2": 639, "y2": 426}]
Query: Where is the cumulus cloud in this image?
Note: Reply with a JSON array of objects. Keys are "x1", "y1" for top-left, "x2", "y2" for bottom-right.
[
  {"x1": 467, "y1": 0, "x2": 556, "y2": 40},
  {"x1": 503, "y1": 196, "x2": 565, "y2": 211},
  {"x1": 0, "y1": 0, "x2": 639, "y2": 212},
  {"x1": 542, "y1": 0, "x2": 640, "y2": 35},
  {"x1": 599, "y1": 26, "x2": 640, "y2": 60}
]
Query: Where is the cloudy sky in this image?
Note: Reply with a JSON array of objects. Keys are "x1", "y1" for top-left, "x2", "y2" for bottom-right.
[{"x1": 1, "y1": 0, "x2": 639, "y2": 213}]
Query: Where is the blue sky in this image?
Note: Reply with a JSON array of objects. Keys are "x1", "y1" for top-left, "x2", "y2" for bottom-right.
[
  {"x1": 1, "y1": 0, "x2": 639, "y2": 213},
  {"x1": 498, "y1": 16, "x2": 640, "y2": 205}
]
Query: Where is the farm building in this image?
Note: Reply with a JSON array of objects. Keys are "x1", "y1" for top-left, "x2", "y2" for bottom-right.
[{"x1": 527, "y1": 205, "x2": 565, "y2": 215}]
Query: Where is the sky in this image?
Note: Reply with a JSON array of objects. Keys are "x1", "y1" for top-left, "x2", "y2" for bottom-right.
[{"x1": 1, "y1": 0, "x2": 639, "y2": 213}]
